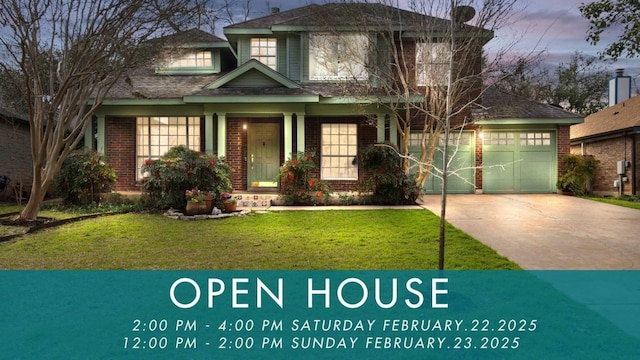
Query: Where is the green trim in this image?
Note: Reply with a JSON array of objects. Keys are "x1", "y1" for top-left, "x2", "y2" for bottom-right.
[
  {"x1": 184, "y1": 95, "x2": 319, "y2": 104},
  {"x1": 91, "y1": 99, "x2": 186, "y2": 106},
  {"x1": 165, "y1": 42, "x2": 230, "y2": 49},
  {"x1": 203, "y1": 104, "x2": 305, "y2": 114},
  {"x1": 156, "y1": 67, "x2": 219, "y2": 75},
  {"x1": 95, "y1": 105, "x2": 205, "y2": 117},
  {"x1": 207, "y1": 59, "x2": 300, "y2": 89},
  {"x1": 224, "y1": 29, "x2": 274, "y2": 35},
  {"x1": 479, "y1": 124, "x2": 561, "y2": 131},
  {"x1": 318, "y1": 95, "x2": 423, "y2": 105},
  {"x1": 475, "y1": 118, "x2": 583, "y2": 126}
]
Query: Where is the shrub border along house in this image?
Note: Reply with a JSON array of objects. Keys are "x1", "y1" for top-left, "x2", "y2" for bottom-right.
[{"x1": 140, "y1": 146, "x2": 232, "y2": 211}]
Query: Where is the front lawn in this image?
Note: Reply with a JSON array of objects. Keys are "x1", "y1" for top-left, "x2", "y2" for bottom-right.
[
  {"x1": 586, "y1": 196, "x2": 640, "y2": 210},
  {"x1": 0, "y1": 208, "x2": 519, "y2": 270}
]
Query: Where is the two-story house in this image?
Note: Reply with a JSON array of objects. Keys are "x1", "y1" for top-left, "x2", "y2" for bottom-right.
[{"x1": 88, "y1": 3, "x2": 581, "y2": 199}]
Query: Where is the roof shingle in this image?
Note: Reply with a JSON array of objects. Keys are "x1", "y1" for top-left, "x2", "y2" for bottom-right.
[
  {"x1": 571, "y1": 95, "x2": 640, "y2": 140},
  {"x1": 475, "y1": 87, "x2": 583, "y2": 121}
]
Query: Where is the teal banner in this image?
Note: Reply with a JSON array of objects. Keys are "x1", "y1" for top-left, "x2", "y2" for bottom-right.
[{"x1": 1, "y1": 271, "x2": 639, "y2": 359}]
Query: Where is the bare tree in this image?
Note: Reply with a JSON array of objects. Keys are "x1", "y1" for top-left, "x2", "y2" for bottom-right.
[
  {"x1": 0, "y1": 0, "x2": 202, "y2": 221},
  {"x1": 492, "y1": 51, "x2": 611, "y2": 115},
  {"x1": 322, "y1": 0, "x2": 518, "y2": 269},
  {"x1": 491, "y1": 54, "x2": 554, "y2": 102}
]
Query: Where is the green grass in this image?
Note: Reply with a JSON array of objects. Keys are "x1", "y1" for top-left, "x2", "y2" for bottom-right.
[
  {"x1": 0, "y1": 208, "x2": 519, "y2": 270},
  {"x1": 586, "y1": 196, "x2": 640, "y2": 210}
]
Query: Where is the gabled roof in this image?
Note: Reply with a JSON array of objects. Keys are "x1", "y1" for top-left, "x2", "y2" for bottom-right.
[
  {"x1": 206, "y1": 59, "x2": 300, "y2": 89},
  {"x1": 571, "y1": 95, "x2": 640, "y2": 140},
  {"x1": 146, "y1": 28, "x2": 228, "y2": 48},
  {"x1": 105, "y1": 67, "x2": 219, "y2": 100},
  {"x1": 474, "y1": 87, "x2": 583, "y2": 125},
  {"x1": 225, "y1": 3, "x2": 489, "y2": 39}
]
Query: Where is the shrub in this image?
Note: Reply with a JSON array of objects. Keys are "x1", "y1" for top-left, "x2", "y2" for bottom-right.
[
  {"x1": 54, "y1": 150, "x2": 117, "y2": 205},
  {"x1": 359, "y1": 143, "x2": 419, "y2": 205},
  {"x1": 278, "y1": 152, "x2": 330, "y2": 205},
  {"x1": 140, "y1": 146, "x2": 233, "y2": 210},
  {"x1": 557, "y1": 154, "x2": 598, "y2": 196}
]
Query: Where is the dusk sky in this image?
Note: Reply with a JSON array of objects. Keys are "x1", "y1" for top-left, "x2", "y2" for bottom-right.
[{"x1": 245, "y1": 0, "x2": 640, "y2": 82}]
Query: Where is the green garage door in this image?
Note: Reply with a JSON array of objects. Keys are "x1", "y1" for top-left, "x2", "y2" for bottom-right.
[
  {"x1": 409, "y1": 131, "x2": 475, "y2": 194},
  {"x1": 483, "y1": 131, "x2": 556, "y2": 193}
]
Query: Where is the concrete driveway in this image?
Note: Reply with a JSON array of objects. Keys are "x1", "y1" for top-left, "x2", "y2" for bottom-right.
[{"x1": 420, "y1": 194, "x2": 640, "y2": 269}]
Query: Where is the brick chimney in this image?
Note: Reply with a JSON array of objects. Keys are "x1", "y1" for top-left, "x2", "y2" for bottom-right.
[{"x1": 608, "y1": 68, "x2": 631, "y2": 107}]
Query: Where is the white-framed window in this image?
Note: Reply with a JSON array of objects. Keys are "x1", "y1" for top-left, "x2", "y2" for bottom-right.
[
  {"x1": 251, "y1": 38, "x2": 277, "y2": 70},
  {"x1": 408, "y1": 132, "x2": 470, "y2": 148},
  {"x1": 166, "y1": 50, "x2": 212, "y2": 68},
  {"x1": 309, "y1": 33, "x2": 369, "y2": 81},
  {"x1": 416, "y1": 42, "x2": 451, "y2": 86},
  {"x1": 483, "y1": 132, "x2": 515, "y2": 146},
  {"x1": 136, "y1": 116, "x2": 201, "y2": 179},
  {"x1": 321, "y1": 123, "x2": 358, "y2": 180},
  {"x1": 520, "y1": 132, "x2": 551, "y2": 146}
]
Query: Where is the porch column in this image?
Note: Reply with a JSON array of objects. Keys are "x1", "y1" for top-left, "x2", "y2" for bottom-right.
[
  {"x1": 284, "y1": 112, "x2": 293, "y2": 160},
  {"x1": 96, "y1": 115, "x2": 106, "y2": 154},
  {"x1": 217, "y1": 113, "x2": 227, "y2": 158},
  {"x1": 205, "y1": 113, "x2": 214, "y2": 155},
  {"x1": 84, "y1": 118, "x2": 93, "y2": 150},
  {"x1": 376, "y1": 113, "x2": 386, "y2": 143},
  {"x1": 389, "y1": 114, "x2": 398, "y2": 145},
  {"x1": 296, "y1": 113, "x2": 305, "y2": 153}
]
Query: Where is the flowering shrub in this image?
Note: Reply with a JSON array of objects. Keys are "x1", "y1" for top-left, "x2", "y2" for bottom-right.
[
  {"x1": 359, "y1": 143, "x2": 419, "y2": 205},
  {"x1": 278, "y1": 152, "x2": 330, "y2": 205},
  {"x1": 185, "y1": 188, "x2": 207, "y2": 203},
  {"x1": 140, "y1": 146, "x2": 232, "y2": 209},
  {"x1": 54, "y1": 150, "x2": 117, "y2": 205}
]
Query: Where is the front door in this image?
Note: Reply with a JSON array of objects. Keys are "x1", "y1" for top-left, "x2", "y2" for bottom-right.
[{"x1": 247, "y1": 123, "x2": 280, "y2": 190}]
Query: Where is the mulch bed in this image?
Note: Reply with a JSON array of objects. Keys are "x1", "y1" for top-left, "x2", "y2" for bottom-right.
[{"x1": 0, "y1": 212, "x2": 115, "y2": 243}]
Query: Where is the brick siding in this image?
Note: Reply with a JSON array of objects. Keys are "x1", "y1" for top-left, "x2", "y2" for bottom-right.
[
  {"x1": 106, "y1": 117, "x2": 137, "y2": 191},
  {"x1": 557, "y1": 125, "x2": 571, "y2": 178},
  {"x1": 474, "y1": 126, "x2": 483, "y2": 191},
  {"x1": 0, "y1": 118, "x2": 32, "y2": 197},
  {"x1": 305, "y1": 116, "x2": 377, "y2": 192},
  {"x1": 570, "y1": 133, "x2": 638, "y2": 196}
]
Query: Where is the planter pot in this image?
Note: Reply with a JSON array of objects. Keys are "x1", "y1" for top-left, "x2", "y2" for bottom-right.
[
  {"x1": 204, "y1": 195, "x2": 214, "y2": 213},
  {"x1": 222, "y1": 200, "x2": 237, "y2": 213},
  {"x1": 185, "y1": 201, "x2": 208, "y2": 215}
]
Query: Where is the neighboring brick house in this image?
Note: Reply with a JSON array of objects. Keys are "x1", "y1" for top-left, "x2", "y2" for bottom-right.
[
  {"x1": 89, "y1": 3, "x2": 581, "y2": 196},
  {"x1": 0, "y1": 107, "x2": 32, "y2": 199},
  {"x1": 571, "y1": 70, "x2": 639, "y2": 196}
]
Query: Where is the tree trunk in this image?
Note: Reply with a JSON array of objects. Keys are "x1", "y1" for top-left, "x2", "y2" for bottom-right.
[{"x1": 18, "y1": 180, "x2": 47, "y2": 221}]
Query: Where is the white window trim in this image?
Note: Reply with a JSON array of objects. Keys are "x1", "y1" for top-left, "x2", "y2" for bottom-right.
[
  {"x1": 321, "y1": 123, "x2": 358, "y2": 181},
  {"x1": 251, "y1": 38, "x2": 277, "y2": 70},
  {"x1": 136, "y1": 116, "x2": 201, "y2": 179}
]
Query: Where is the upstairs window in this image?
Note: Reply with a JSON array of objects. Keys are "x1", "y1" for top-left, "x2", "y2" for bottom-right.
[
  {"x1": 251, "y1": 38, "x2": 277, "y2": 70},
  {"x1": 309, "y1": 33, "x2": 369, "y2": 81},
  {"x1": 168, "y1": 51, "x2": 212, "y2": 68},
  {"x1": 416, "y1": 42, "x2": 450, "y2": 86},
  {"x1": 157, "y1": 50, "x2": 216, "y2": 74}
]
